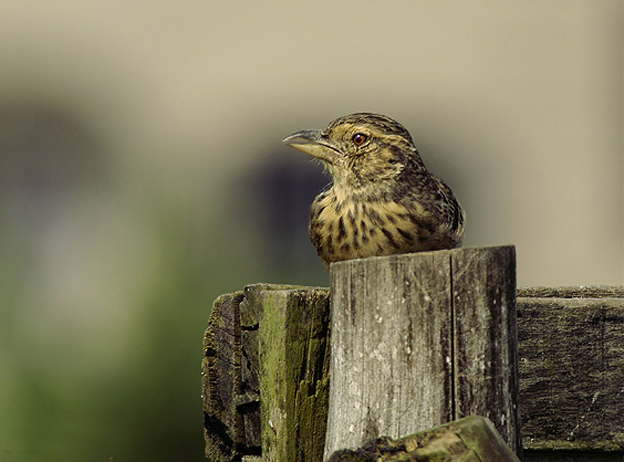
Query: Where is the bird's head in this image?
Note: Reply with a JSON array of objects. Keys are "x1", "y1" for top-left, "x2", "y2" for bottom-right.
[{"x1": 283, "y1": 113, "x2": 426, "y2": 191}]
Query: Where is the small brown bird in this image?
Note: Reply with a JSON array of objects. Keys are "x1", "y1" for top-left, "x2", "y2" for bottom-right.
[{"x1": 283, "y1": 113, "x2": 465, "y2": 267}]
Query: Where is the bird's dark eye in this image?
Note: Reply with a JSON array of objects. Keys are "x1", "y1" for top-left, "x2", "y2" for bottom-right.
[{"x1": 352, "y1": 133, "x2": 367, "y2": 146}]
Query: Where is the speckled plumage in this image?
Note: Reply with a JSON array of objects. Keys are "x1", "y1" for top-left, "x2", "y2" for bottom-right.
[{"x1": 283, "y1": 113, "x2": 465, "y2": 267}]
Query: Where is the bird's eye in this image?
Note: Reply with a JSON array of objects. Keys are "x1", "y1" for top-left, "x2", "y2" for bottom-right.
[{"x1": 352, "y1": 133, "x2": 367, "y2": 146}]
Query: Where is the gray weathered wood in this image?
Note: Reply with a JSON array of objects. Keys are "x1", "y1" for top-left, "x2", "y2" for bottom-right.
[
  {"x1": 204, "y1": 279, "x2": 624, "y2": 460},
  {"x1": 203, "y1": 290, "x2": 250, "y2": 461},
  {"x1": 327, "y1": 415, "x2": 520, "y2": 462},
  {"x1": 517, "y1": 288, "x2": 624, "y2": 452},
  {"x1": 452, "y1": 246, "x2": 520, "y2": 451},
  {"x1": 324, "y1": 245, "x2": 520, "y2": 460},
  {"x1": 517, "y1": 286, "x2": 624, "y2": 299}
]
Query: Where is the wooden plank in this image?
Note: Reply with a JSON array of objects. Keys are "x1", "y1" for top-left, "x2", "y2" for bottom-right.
[
  {"x1": 517, "y1": 293, "x2": 624, "y2": 451},
  {"x1": 202, "y1": 291, "x2": 247, "y2": 461},
  {"x1": 258, "y1": 287, "x2": 331, "y2": 462},
  {"x1": 451, "y1": 246, "x2": 521, "y2": 452},
  {"x1": 327, "y1": 416, "x2": 520, "y2": 462},
  {"x1": 325, "y1": 246, "x2": 520, "y2": 459},
  {"x1": 518, "y1": 286, "x2": 624, "y2": 299}
]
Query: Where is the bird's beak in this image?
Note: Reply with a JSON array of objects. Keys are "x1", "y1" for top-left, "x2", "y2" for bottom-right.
[{"x1": 282, "y1": 129, "x2": 341, "y2": 165}]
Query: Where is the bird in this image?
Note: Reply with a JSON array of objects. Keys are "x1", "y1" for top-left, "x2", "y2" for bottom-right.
[{"x1": 282, "y1": 112, "x2": 465, "y2": 267}]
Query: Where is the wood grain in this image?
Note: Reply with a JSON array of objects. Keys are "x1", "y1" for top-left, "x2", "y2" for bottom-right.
[
  {"x1": 327, "y1": 416, "x2": 520, "y2": 462},
  {"x1": 258, "y1": 287, "x2": 331, "y2": 462},
  {"x1": 517, "y1": 291, "x2": 624, "y2": 451},
  {"x1": 203, "y1": 276, "x2": 624, "y2": 460},
  {"x1": 202, "y1": 284, "x2": 331, "y2": 462},
  {"x1": 451, "y1": 246, "x2": 520, "y2": 451},
  {"x1": 324, "y1": 246, "x2": 520, "y2": 459}
]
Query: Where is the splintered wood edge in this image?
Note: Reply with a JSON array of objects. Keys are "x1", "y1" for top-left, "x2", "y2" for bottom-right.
[{"x1": 327, "y1": 416, "x2": 520, "y2": 462}]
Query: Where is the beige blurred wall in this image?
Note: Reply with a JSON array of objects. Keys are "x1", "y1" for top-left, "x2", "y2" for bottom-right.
[
  {"x1": 0, "y1": 2, "x2": 621, "y2": 458},
  {"x1": 1, "y1": 0, "x2": 622, "y2": 288}
]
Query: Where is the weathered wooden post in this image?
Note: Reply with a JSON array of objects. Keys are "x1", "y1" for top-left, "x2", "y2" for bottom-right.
[
  {"x1": 324, "y1": 245, "x2": 521, "y2": 459},
  {"x1": 202, "y1": 284, "x2": 331, "y2": 462}
]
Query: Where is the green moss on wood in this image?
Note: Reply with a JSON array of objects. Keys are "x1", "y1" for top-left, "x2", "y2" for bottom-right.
[
  {"x1": 328, "y1": 416, "x2": 519, "y2": 462},
  {"x1": 259, "y1": 287, "x2": 331, "y2": 462}
]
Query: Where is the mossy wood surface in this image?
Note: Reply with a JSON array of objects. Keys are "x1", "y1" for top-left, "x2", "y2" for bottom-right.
[
  {"x1": 325, "y1": 246, "x2": 520, "y2": 459},
  {"x1": 202, "y1": 284, "x2": 330, "y2": 462},
  {"x1": 327, "y1": 415, "x2": 520, "y2": 462},
  {"x1": 517, "y1": 287, "x2": 624, "y2": 451},
  {"x1": 259, "y1": 287, "x2": 331, "y2": 462}
]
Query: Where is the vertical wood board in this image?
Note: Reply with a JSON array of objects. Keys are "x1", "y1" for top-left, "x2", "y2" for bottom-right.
[
  {"x1": 325, "y1": 246, "x2": 519, "y2": 459},
  {"x1": 451, "y1": 246, "x2": 520, "y2": 451},
  {"x1": 258, "y1": 287, "x2": 331, "y2": 462}
]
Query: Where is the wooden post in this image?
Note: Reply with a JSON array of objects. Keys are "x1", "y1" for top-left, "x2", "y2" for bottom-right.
[
  {"x1": 258, "y1": 286, "x2": 331, "y2": 462},
  {"x1": 324, "y1": 245, "x2": 520, "y2": 460},
  {"x1": 202, "y1": 284, "x2": 331, "y2": 462},
  {"x1": 204, "y1": 282, "x2": 624, "y2": 460}
]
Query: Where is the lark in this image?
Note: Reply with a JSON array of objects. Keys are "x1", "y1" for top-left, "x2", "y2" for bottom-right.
[{"x1": 283, "y1": 113, "x2": 465, "y2": 267}]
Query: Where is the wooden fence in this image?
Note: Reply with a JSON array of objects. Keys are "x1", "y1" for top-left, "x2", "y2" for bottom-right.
[{"x1": 202, "y1": 246, "x2": 624, "y2": 461}]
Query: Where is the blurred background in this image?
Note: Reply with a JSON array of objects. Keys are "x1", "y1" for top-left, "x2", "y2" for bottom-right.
[{"x1": 0, "y1": 1, "x2": 621, "y2": 461}]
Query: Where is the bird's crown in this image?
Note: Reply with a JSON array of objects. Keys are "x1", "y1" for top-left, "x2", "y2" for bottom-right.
[{"x1": 326, "y1": 112, "x2": 414, "y2": 145}]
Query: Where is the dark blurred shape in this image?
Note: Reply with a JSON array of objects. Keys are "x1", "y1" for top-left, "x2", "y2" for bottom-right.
[
  {"x1": 245, "y1": 152, "x2": 328, "y2": 270},
  {"x1": 0, "y1": 101, "x2": 108, "y2": 224}
]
